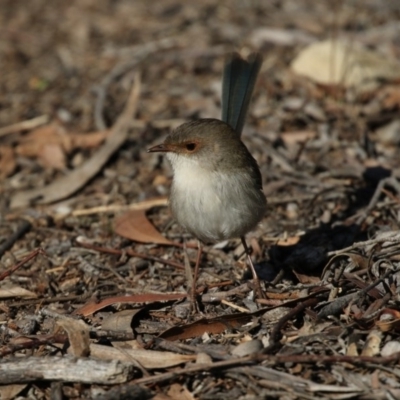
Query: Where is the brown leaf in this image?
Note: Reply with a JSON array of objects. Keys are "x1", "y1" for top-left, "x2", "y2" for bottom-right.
[
  {"x1": 159, "y1": 313, "x2": 254, "y2": 341},
  {"x1": 114, "y1": 209, "x2": 174, "y2": 245},
  {"x1": 17, "y1": 123, "x2": 109, "y2": 154},
  {"x1": 292, "y1": 270, "x2": 321, "y2": 285},
  {"x1": 276, "y1": 236, "x2": 300, "y2": 246},
  {"x1": 16, "y1": 123, "x2": 71, "y2": 156},
  {"x1": 69, "y1": 130, "x2": 110, "y2": 149},
  {"x1": 167, "y1": 384, "x2": 195, "y2": 400},
  {"x1": 348, "y1": 253, "x2": 370, "y2": 270},
  {"x1": 382, "y1": 85, "x2": 400, "y2": 109},
  {"x1": 376, "y1": 308, "x2": 400, "y2": 332},
  {"x1": 15, "y1": 123, "x2": 108, "y2": 170},
  {"x1": 39, "y1": 142, "x2": 66, "y2": 169},
  {"x1": 58, "y1": 318, "x2": 90, "y2": 357},
  {"x1": 0, "y1": 146, "x2": 16, "y2": 178},
  {"x1": 152, "y1": 395, "x2": 173, "y2": 400},
  {"x1": 376, "y1": 318, "x2": 400, "y2": 333},
  {"x1": 74, "y1": 293, "x2": 187, "y2": 317}
]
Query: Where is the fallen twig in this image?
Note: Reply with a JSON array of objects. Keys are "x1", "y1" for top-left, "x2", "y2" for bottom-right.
[
  {"x1": 0, "y1": 248, "x2": 45, "y2": 281},
  {"x1": 327, "y1": 231, "x2": 400, "y2": 256},
  {"x1": 0, "y1": 357, "x2": 136, "y2": 384},
  {"x1": 0, "y1": 115, "x2": 49, "y2": 137}
]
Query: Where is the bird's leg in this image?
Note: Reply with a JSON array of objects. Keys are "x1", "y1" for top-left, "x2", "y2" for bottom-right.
[
  {"x1": 189, "y1": 241, "x2": 203, "y2": 311},
  {"x1": 240, "y1": 237, "x2": 264, "y2": 299},
  {"x1": 183, "y1": 240, "x2": 193, "y2": 287},
  {"x1": 183, "y1": 241, "x2": 202, "y2": 314}
]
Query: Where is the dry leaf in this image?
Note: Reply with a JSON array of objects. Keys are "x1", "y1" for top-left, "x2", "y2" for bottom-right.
[
  {"x1": 296, "y1": 320, "x2": 333, "y2": 338},
  {"x1": 74, "y1": 293, "x2": 187, "y2": 317},
  {"x1": 17, "y1": 124, "x2": 109, "y2": 154},
  {"x1": 376, "y1": 308, "x2": 400, "y2": 332},
  {"x1": 69, "y1": 130, "x2": 110, "y2": 149},
  {"x1": 361, "y1": 330, "x2": 382, "y2": 356},
  {"x1": 348, "y1": 254, "x2": 370, "y2": 270},
  {"x1": 0, "y1": 384, "x2": 28, "y2": 400},
  {"x1": 231, "y1": 339, "x2": 263, "y2": 357},
  {"x1": 0, "y1": 286, "x2": 37, "y2": 299},
  {"x1": 101, "y1": 309, "x2": 143, "y2": 333},
  {"x1": 0, "y1": 146, "x2": 16, "y2": 178},
  {"x1": 0, "y1": 146, "x2": 16, "y2": 179},
  {"x1": 15, "y1": 123, "x2": 109, "y2": 170},
  {"x1": 167, "y1": 384, "x2": 195, "y2": 400},
  {"x1": 90, "y1": 343, "x2": 196, "y2": 369},
  {"x1": 381, "y1": 341, "x2": 400, "y2": 357},
  {"x1": 195, "y1": 352, "x2": 212, "y2": 365},
  {"x1": 291, "y1": 39, "x2": 400, "y2": 88},
  {"x1": 16, "y1": 123, "x2": 71, "y2": 156},
  {"x1": 292, "y1": 270, "x2": 321, "y2": 285},
  {"x1": 16, "y1": 123, "x2": 69, "y2": 169},
  {"x1": 111, "y1": 340, "x2": 142, "y2": 352},
  {"x1": 39, "y1": 142, "x2": 66, "y2": 169},
  {"x1": 346, "y1": 341, "x2": 359, "y2": 357},
  {"x1": 114, "y1": 209, "x2": 174, "y2": 245},
  {"x1": 159, "y1": 313, "x2": 254, "y2": 341},
  {"x1": 152, "y1": 395, "x2": 174, "y2": 400},
  {"x1": 281, "y1": 130, "x2": 316, "y2": 145},
  {"x1": 58, "y1": 318, "x2": 90, "y2": 357},
  {"x1": 276, "y1": 236, "x2": 300, "y2": 246},
  {"x1": 382, "y1": 86, "x2": 400, "y2": 109},
  {"x1": 373, "y1": 119, "x2": 400, "y2": 146}
]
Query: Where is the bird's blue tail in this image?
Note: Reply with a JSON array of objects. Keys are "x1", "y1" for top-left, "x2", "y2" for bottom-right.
[{"x1": 221, "y1": 52, "x2": 263, "y2": 136}]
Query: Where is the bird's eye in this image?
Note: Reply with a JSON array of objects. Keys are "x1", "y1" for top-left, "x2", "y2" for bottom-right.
[{"x1": 185, "y1": 143, "x2": 197, "y2": 151}]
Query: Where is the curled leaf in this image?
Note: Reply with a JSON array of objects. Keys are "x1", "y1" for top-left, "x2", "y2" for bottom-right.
[{"x1": 114, "y1": 209, "x2": 174, "y2": 245}]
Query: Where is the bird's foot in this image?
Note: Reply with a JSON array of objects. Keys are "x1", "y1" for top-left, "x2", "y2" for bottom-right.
[{"x1": 251, "y1": 278, "x2": 265, "y2": 300}]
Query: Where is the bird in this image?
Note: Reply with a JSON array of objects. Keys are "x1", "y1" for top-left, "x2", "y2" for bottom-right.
[{"x1": 148, "y1": 52, "x2": 266, "y2": 301}]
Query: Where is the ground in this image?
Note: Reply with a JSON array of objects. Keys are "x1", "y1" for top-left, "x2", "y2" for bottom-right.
[{"x1": 1, "y1": 1, "x2": 400, "y2": 399}]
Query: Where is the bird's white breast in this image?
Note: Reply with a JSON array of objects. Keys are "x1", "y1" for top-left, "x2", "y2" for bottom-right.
[
  {"x1": 168, "y1": 154, "x2": 222, "y2": 217},
  {"x1": 166, "y1": 153, "x2": 265, "y2": 243}
]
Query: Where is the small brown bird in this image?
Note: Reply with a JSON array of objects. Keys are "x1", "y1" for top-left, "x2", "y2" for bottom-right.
[{"x1": 148, "y1": 53, "x2": 266, "y2": 300}]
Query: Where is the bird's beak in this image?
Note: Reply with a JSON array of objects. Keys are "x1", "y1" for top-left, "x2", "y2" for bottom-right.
[{"x1": 147, "y1": 143, "x2": 171, "y2": 153}]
